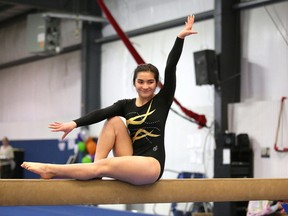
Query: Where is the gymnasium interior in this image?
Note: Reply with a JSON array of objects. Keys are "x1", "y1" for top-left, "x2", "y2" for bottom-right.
[{"x1": 0, "y1": 0, "x2": 288, "y2": 215}]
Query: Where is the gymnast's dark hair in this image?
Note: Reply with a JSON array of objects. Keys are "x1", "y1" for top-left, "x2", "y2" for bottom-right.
[{"x1": 133, "y1": 63, "x2": 159, "y2": 85}]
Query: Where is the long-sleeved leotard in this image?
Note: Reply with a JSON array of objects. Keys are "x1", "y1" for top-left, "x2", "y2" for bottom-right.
[{"x1": 74, "y1": 37, "x2": 184, "y2": 180}]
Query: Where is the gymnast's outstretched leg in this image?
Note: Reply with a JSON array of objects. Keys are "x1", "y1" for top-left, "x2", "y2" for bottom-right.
[
  {"x1": 21, "y1": 155, "x2": 160, "y2": 185},
  {"x1": 21, "y1": 117, "x2": 161, "y2": 185}
]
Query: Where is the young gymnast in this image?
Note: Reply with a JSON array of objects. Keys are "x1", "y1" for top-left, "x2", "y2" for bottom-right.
[{"x1": 22, "y1": 15, "x2": 197, "y2": 185}]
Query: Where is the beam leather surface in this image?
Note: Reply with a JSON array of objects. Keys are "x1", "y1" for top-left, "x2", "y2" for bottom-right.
[{"x1": 0, "y1": 178, "x2": 287, "y2": 206}]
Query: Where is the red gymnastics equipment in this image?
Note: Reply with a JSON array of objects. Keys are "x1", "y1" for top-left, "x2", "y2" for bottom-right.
[
  {"x1": 274, "y1": 96, "x2": 288, "y2": 152},
  {"x1": 96, "y1": 0, "x2": 207, "y2": 128}
]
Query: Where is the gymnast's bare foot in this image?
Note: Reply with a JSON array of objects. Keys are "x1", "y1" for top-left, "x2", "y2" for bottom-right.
[{"x1": 21, "y1": 162, "x2": 54, "y2": 179}]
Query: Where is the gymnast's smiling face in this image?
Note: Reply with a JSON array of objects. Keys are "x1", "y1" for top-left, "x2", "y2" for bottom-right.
[{"x1": 134, "y1": 71, "x2": 157, "y2": 102}]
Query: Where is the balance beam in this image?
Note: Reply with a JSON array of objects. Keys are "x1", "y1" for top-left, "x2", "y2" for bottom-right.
[{"x1": 0, "y1": 178, "x2": 287, "y2": 206}]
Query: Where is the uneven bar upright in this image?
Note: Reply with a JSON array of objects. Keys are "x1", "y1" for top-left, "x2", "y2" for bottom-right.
[{"x1": 0, "y1": 178, "x2": 288, "y2": 206}]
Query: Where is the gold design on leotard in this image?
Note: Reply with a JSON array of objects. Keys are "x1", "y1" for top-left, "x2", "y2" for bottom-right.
[
  {"x1": 132, "y1": 128, "x2": 159, "y2": 142},
  {"x1": 126, "y1": 100, "x2": 160, "y2": 143},
  {"x1": 126, "y1": 100, "x2": 155, "y2": 126}
]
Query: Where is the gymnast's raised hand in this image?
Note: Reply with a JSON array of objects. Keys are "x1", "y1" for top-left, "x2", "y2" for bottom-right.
[
  {"x1": 178, "y1": 15, "x2": 197, "y2": 39},
  {"x1": 48, "y1": 121, "x2": 77, "y2": 140}
]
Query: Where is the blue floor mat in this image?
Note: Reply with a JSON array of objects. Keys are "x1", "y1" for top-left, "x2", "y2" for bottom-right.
[{"x1": 0, "y1": 205, "x2": 152, "y2": 216}]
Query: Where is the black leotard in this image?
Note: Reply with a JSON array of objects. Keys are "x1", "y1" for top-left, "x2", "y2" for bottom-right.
[{"x1": 74, "y1": 37, "x2": 184, "y2": 180}]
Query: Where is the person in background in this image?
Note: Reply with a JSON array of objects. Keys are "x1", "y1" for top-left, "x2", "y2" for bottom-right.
[
  {"x1": 247, "y1": 200, "x2": 284, "y2": 215},
  {"x1": 0, "y1": 137, "x2": 15, "y2": 178}
]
